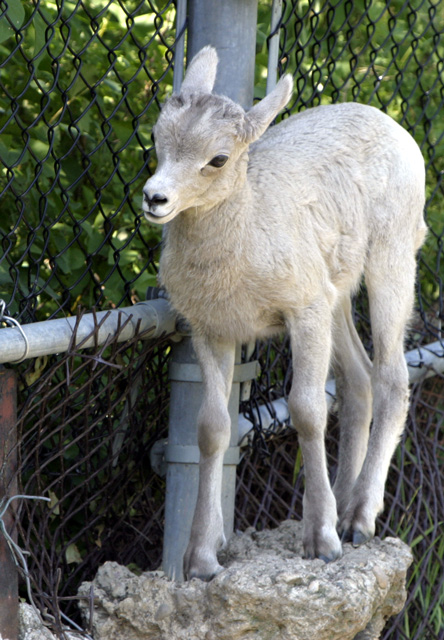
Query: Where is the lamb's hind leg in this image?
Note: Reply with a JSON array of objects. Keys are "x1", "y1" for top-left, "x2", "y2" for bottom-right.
[
  {"x1": 183, "y1": 335, "x2": 235, "y2": 581},
  {"x1": 332, "y1": 297, "x2": 373, "y2": 523},
  {"x1": 287, "y1": 300, "x2": 342, "y2": 561},
  {"x1": 340, "y1": 251, "x2": 415, "y2": 544}
]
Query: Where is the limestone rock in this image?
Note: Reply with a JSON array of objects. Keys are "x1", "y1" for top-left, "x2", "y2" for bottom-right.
[
  {"x1": 18, "y1": 603, "x2": 78, "y2": 640},
  {"x1": 78, "y1": 520, "x2": 412, "y2": 640}
]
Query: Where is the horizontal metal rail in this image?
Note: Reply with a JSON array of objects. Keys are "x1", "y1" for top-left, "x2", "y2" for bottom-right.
[
  {"x1": 0, "y1": 299, "x2": 177, "y2": 364},
  {"x1": 0, "y1": 300, "x2": 442, "y2": 416},
  {"x1": 238, "y1": 341, "x2": 444, "y2": 444}
]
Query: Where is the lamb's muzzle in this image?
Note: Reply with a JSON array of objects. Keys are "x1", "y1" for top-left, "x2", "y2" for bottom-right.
[{"x1": 143, "y1": 190, "x2": 169, "y2": 217}]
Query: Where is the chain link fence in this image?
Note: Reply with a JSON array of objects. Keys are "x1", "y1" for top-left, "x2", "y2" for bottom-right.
[
  {"x1": 12, "y1": 320, "x2": 171, "y2": 636},
  {"x1": 240, "y1": 339, "x2": 444, "y2": 640},
  {"x1": 0, "y1": 0, "x2": 176, "y2": 322},
  {"x1": 0, "y1": 1, "x2": 443, "y2": 639}
]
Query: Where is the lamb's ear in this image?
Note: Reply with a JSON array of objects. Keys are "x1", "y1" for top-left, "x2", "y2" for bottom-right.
[
  {"x1": 181, "y1": 46, "x2": 219, "y2": 96},
  {"x1": 242, "y1": 74, "x2": 293, "y2": 142}
]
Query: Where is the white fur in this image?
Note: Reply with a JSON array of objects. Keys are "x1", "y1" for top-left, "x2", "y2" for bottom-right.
[{"x1": 143, "y1": 46, "x2": 427, "y2": 580}]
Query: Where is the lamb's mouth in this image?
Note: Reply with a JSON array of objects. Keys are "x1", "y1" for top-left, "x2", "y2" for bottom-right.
[
  {"x1": 147, "y1": 209, "x2": 167, "y2": 218},
  {"x1": 143, "y1": 208, "x2": 178, "y2": 224}
]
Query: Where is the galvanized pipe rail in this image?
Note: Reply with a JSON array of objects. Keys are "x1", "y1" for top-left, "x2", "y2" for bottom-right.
[
  {"x1": 0, "y1": 299, "x2": 177, "y2": 364},
  {"x1": 238, "y1": 341, "x2": 444, "y2": 444}
]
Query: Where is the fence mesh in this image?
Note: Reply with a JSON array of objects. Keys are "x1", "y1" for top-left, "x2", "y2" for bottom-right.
[
  {"x1": 12, "y1": 318, "x2": 172, "y2": 637},
  {"x1": 240, "y1": 340, "x2": 444, "y2": 640},
  {"x1": 0, "y1": 0, "x2": 176, "y2": 322},
  {"x1": 0, "y1": 1, "x2": 443, "y2": 639}
]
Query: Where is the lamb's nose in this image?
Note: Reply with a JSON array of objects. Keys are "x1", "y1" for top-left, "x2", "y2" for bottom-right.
[{"x1": 144, "y1": 191, "x2": 168, "y2": 207}]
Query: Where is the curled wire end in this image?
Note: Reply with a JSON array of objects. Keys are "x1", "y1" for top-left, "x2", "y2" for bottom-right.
[{"x1": 0, "y1": 299, "x2": 30, "y2": 363}]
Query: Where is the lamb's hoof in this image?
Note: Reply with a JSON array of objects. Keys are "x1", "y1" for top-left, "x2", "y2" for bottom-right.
[
  {"x1": 340, "y1": 528, "x2": 372, "y2": 548},
  {"x1": 185, "y1": 562, "x2": 224, "y2": 582},
  {"x1": 304, "y1": 547, "x2": 342, "y2": 563},
  {"x1": 352, "y1": 530, "x2": 372, "y2": 547},
  {"x1": 183, "y1": 546, "x2": 225, "y2": 582},
  {"x1": 318, "y1": 554, "x2": 337, "y2": 564},
  {"x1": 303, "y1": 527, "x2": 342, "y2": 563}
]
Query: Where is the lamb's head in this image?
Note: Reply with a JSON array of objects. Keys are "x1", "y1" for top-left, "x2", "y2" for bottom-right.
[{"x1": 143, "y1": 46, "x2": 293, "y2": 224}]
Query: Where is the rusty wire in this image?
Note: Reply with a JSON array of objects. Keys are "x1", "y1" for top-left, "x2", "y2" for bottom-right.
[{"x1": 10, "y1": 316, "x2": 171, "y2": 636}]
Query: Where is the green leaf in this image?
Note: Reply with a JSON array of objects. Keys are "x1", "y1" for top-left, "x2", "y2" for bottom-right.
[
  {"x1": 107, "y1": 246, "x2": 140, "y2": 267},
  {"x1": 47, "y1": 488, "x2": 60, "y2": 516},
  {"x1": 132, "y1": 271, "x2": 159, "y2": 300},
  {"x1": 0, "y1": 134, "x2": 23, "y2": 166},
  {"x1": 65, "y1": 543, "x2": 83, "y2": 565},
  {"x1": 55, "y1": 248, "x2": 86, "y2": 275},
  {"x1": 31, "y1": 9, "x2": 49, "y2": 70},
  {"x1": 0, "y1": 0, "x2": 25, "y2": 45}
]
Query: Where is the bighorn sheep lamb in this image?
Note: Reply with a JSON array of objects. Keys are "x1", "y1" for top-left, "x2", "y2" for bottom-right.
[{"x1": 143, "y1": 46, "x2": 426, "y2": 581}]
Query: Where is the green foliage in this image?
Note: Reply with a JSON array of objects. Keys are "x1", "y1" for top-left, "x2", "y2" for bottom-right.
[
  {"x1": 0, "y1": 0, "x2": 175, "y2": 317},
  {"x1": 0, "y1": 0, "x2": 443, "y2": 321}
]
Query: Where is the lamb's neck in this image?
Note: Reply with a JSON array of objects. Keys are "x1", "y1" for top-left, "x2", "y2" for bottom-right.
[{"x1": 167, "y1": 183, "x2": 252, "y2": 254}]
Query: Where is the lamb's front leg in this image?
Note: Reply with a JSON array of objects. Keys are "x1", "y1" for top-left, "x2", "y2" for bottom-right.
[
  {"x1": 183, "y1": 335, "x2": 235, "y2": 581},
  {"x1": 287, "y1": 303, "x2": 342, "y2": 562}
]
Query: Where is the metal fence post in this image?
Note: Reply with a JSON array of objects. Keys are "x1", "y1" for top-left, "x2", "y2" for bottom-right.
[
  {"x1": 187, "y1": 0, "x2": 259, "y2": 108},
  {"x1": 162, "y1": 337, "x2": 200, "y2": 581},
  {"x1": 0, "y1": 367, "x2": 18, "y2": 640},
  {"x1": 161, "y1": 0, "x2": 259, "y2": 581}
]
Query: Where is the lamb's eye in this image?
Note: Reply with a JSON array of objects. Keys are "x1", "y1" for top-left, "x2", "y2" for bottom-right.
[{"x1": 208, "y1": 154, "x2": 228, "y2": 168}]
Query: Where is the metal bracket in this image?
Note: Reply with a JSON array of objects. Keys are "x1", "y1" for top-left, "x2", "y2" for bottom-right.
[
  {"x1": 149, "y1": 359, "x2": 260, "y2": 477},
  {"x1": 150, "y1": 438, "x2": 168, "y2": 477},
  {"x1": 150, "y1": 440, "x2": 240, "y2": 478},
  {"x1": 150, "y1": 352, "x2": 259, "y2": 478},
  {"x1": 165, "y1": 444, "x2": 240, "y2": 465},
  {"x1": 169, "y1": 360, "x2": 260, "y2": 384}
]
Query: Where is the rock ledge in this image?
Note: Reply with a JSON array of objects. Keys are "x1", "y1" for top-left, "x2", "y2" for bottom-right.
[{"x1": 78, "y1": 520, "x2": 412, "y2": 640}]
